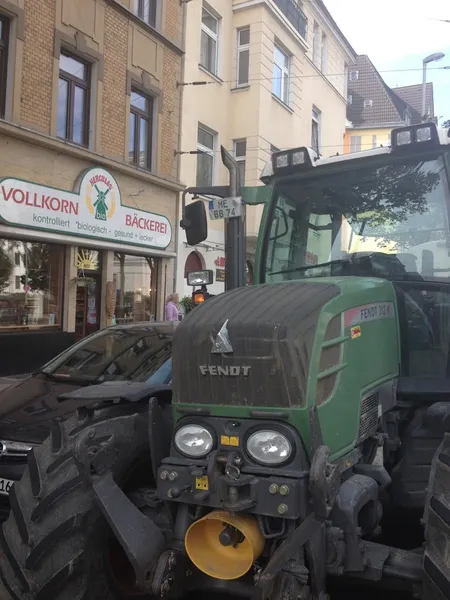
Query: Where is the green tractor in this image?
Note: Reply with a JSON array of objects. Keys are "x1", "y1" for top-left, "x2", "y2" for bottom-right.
[{"x1": 2, "y1": 121, "x2": 450, "y2": 600}]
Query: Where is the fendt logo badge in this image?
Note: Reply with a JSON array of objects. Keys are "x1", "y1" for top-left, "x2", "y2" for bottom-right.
[
  {"x1": 198, "y1": 320, "x2": 252, "y2": 377},
  {"x1": 199, "y1": 365, "x2": 251, "y2": 377},
  {"x1": 211, "y1": 320, "x2": 233, "y2": 354}
]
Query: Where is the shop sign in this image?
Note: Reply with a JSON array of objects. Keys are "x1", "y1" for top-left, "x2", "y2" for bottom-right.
[
  {"x1": 215, "y1": 257, "x2": 226, "y2": 267},
  {"x1": 0, "y1": 167, "x2": 172, "y2": 250},
  {"x1": 216, "y1": 268, "x2": 226, "y2": 282}
]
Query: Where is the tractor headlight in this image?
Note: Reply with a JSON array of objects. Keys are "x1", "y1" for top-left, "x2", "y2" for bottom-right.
[
  {"x1": 174, "y1": 425, "x2": 214, "y2": 457},
  {"x1": 246, "y1": 430, "x2": 292, "y2": 465}
]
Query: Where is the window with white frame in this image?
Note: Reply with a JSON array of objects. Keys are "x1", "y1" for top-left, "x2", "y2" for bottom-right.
[
  {"x1": 350, "y1": 135, "x2": 362, "y2": 153},
  {"x1": 200, "y1": 6, "x2": 219, "y2": 76},
  {"x1": 321, "y1": 33, "x2": 327, "y2": 72},
  {"x1": 313, "y1": 22, "x2": 320, "y2": 66},
  {"x1": 237, "y1": 27, "x2": 250, "y2": 86},
  {"x1": 234, "y1": 139, "x2": 246, "y2": 185},
  {"x1": 196, "y1": 124, "x2": 215, "y2": 186},
  {"x1": 272, "y1": 43, "x2": 290, "y2": 105},
  {"x1": 311, "y1": 108, "x2": 320, "y2": 153}
]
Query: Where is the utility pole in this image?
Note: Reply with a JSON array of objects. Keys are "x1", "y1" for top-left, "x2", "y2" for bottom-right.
[{"x1": 422, "y1": 52, "x2": 445, "y2": 121}]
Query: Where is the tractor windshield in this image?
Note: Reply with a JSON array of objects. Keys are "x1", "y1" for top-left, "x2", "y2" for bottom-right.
[
  {"x1": 262, "y1": 155, "x2": 450, "y2": 379},
  {"x1": 263, "y1": 156, "x2": 450, "y2": 284}
]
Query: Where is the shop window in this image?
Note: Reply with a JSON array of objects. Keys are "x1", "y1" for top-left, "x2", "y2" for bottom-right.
[
  {"x1": 57, "y1": 50, "x2": 90, "y2": 146},
  {"x1": 0, "y1": 239, "x2": 64, "y2": 331},
  {"x1": 0, "y1": 17, "x2": 9, "y2": 119},
  {"x1": 133, "y1": 0, "x2": 157, "y2": 28},
  {"x1": 129, "y1": 90, "x2": 154, "y2": 170},
  {"x1": 113, "y1": 253, "x2": 160, "y2": 323},
  {"x1": 75, "y1": 248, "x2": 102, "y2": 340}
]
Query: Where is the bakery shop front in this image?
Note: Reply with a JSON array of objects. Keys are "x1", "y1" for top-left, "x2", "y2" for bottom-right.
[{"x1": 0, "y1": 166, "x2": 175, "y2": 376}]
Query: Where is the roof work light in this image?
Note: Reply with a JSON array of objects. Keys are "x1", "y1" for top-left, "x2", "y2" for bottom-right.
[
  {"x1": 271, "y1": 147, "x2": 316, "y2": 173},
  {"x1": 391, "y1": 122, "x2": 440, "y2": 150}
]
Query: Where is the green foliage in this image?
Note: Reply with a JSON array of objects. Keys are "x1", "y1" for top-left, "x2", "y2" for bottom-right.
[
  {"x1": 324, "y1": 160, "x2": 442, "y2": 249},
  {"x1": 179, "y1": 296, "x2": 195, "y2": 315}
]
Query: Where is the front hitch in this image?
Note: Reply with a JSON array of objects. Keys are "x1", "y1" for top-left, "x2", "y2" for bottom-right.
[
  {"x1": 72, "y1": 412, "x2": 174, "y2": 595},
  {"x1": 253, "y1": 445, "x2": 337, "y2": 600}
]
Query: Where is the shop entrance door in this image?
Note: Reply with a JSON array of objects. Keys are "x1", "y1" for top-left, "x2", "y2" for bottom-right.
[{"x1": 75, "y1": 248, "x2": 102, "y2": 341}]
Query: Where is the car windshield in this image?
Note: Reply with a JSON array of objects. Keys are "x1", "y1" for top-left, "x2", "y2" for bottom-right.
[
  {"x1": 263, "y1": 156, "x2": 450, "y2": 283},
  {"x1": 41, "y1": 327, "x2": 172, "y2": 384}
]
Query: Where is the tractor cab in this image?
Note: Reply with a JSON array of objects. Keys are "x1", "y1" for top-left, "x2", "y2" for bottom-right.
[{"x1": 257, "y1": 123, "x2": 450, "y2": 390}]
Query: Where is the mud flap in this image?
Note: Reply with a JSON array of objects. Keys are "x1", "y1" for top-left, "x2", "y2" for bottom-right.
[{"x1": 423, "y1": 432, "x2": 450, "y2": 599}]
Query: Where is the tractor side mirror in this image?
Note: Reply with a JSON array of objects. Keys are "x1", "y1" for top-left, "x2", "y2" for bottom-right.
[{"x1": 181, "y1": 200, "x2": 208, "y2": 246}]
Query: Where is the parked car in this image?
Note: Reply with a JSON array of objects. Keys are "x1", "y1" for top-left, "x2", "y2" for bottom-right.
[{"x1": 0, "y1": 321, "x2": 175, "y2": 519}]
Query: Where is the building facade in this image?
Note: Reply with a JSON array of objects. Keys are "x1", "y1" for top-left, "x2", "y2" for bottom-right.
[
  {"x1": 176, "y1": 0, "x2": 356, "y2": 298},
  {"x1": 344, "y1": 55, "x2": 435, "y2": 153},
  {"x1": 0, "y1": 0, "x2": 183, "y2": 375}
]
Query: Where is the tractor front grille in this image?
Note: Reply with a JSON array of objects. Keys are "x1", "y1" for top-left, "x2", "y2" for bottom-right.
[{"x1": 358, "y1": 391, "x2": 380, "y2": 443}]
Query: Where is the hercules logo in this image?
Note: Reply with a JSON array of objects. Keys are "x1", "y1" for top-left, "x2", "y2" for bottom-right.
[{"x1": 86, "y1": 174, "x2": 116, "y2": 221}]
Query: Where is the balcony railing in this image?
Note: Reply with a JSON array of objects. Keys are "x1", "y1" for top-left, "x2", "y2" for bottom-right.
[{"x1": 272, "y1": 0, "x2": 308, "y2": 40}]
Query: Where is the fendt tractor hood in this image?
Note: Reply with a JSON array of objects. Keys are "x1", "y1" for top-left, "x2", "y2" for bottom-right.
[{"x1": 172, "y1": 281, "x2": 339, "y2": 408}]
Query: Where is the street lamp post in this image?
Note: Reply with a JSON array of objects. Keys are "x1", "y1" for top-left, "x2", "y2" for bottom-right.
[{"x1": 422, "y1": 52, "x2": 445, "y2": 121}]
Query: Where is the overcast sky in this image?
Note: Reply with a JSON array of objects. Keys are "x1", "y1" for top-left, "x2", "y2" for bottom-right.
[{"x1": 323, "y1": 0, "x2": 450, "y2": 121}]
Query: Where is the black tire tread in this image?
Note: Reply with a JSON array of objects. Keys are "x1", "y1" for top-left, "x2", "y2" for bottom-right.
[
  {"x1": 0, "y1": 407, "x2": 150, "y2": 600},
  {"x1": 423, "y1": 432, "x2": 450, "y2": 600}
]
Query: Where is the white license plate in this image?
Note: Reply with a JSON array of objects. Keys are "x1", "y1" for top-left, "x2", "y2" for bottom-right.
[{"x1": 0, "y1": 478, "x2": 14, "y2": 495}]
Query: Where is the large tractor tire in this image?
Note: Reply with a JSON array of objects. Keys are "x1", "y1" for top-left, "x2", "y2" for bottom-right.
[
  {"x1": 423, "y1": 431, "x2": 450, "y2": 599},
  {"x1": 0, "y1": 407, "x2": 157, "y2": 600}
]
